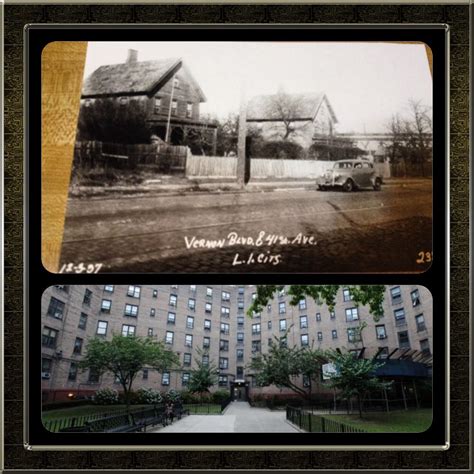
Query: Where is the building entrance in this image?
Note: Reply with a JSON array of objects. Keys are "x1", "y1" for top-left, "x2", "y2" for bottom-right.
[{"x1": 230, "y1": 381, "x2": 249, "y2": 401}]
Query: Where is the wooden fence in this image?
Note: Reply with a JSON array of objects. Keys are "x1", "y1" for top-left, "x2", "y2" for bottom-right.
[{"x1": 74, "y1": 141, "x2": 189, "y2": 174}]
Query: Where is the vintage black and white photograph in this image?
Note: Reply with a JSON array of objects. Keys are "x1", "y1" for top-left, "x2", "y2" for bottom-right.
[{"x1": 57, "y1": 41, "x2": 433, "y2": 273}]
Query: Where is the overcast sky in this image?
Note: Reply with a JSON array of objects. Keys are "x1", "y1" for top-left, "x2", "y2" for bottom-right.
[{"x1": 84, "y1": 41, "x2": 432, "y2": 133}]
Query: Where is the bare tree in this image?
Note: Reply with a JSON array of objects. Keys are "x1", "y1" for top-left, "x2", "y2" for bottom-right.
[{"x1": 269, "y1": 89, "x2": 308, "y2": 141}]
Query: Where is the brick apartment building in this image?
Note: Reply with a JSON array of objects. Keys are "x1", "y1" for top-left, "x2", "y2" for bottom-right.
[{"x1": 41, "y1": 285, "x2": 433, "y2": 402}]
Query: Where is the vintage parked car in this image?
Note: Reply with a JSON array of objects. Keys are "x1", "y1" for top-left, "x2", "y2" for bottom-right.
[{"x1": 316, "y1": 159, "x2": 383, "y2": 192}]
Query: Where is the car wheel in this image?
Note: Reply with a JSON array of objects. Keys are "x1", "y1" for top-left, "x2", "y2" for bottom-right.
[
  {"x1": 342, "y1": 179, "x2": 354, "y2": 192},
  {"x1": 373, "y1": 178, "x2": 382, "y2": 191}
]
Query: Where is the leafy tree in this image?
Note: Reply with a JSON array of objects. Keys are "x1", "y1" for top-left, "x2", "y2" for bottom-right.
[
  {"x1": 323, "y1": 350, "x2": 392, "y2": 418},
  {"x1": 79, "y1": 335, "x2": 179, "y2": 411},
  {"x1": 77, "y1": 98, "x2": 151, "y2": 144},
  {"x1": 248, "y1": 285, "x2": 386, "y2": 322},
  {"x1": 187, "y1": 350, "x2": 219, "y2": 396},
  {"x1": 248, "y1": 329, "x2": 325, "y2": 399}
]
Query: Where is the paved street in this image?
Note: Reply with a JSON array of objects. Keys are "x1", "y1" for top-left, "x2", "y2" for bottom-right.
[
  {"x1": 151, "y1": 401, "x2": 299, "y2": 433},
  {"x1": 60, "y1": 181, "x2": 432, "y2": 273}
]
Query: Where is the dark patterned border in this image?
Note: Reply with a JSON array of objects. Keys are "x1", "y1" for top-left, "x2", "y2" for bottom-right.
[{"x1": 3, "y1": 4, "x2": 470, "y2": 470}]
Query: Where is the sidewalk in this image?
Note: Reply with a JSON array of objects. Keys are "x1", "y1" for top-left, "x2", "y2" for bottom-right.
[{"x1": 151, "y1": 401, "x2": 299, "y2": 433}]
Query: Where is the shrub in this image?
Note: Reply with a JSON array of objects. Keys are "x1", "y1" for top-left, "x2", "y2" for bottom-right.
[
  {"x1": 136, "y1": 388, "x2": 163, "y2": 405},
  {"x1": 180, "y1": 391, "x2": 200, "y2": 404},
  {"x1": 93, "y1": 388, "x2": 119, "y2": 405},
  {"x1": 251, "y1": 140, "x2": 306, "y2": 160},
  {"x1": 164, "y1": 390, "x2": 181, "y2": 403},
  {"x1": 211, "y1": 390, "x2": 230, "y2": 404}
]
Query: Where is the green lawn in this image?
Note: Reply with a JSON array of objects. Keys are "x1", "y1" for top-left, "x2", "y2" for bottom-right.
[
  {"x1": 324, "y1": 409, "x2": 432, "y2": 433},
  {"x1": 184, "y1": 404, "x2": 222, "y2": 415},
  {"x1": 42, "y1": 404, "x2": 150, "y2": 422}
]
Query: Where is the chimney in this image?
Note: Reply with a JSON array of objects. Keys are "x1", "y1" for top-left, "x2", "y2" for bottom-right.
[{"x1": 126, "y1": 49, "x2": 138, "y2": 65}]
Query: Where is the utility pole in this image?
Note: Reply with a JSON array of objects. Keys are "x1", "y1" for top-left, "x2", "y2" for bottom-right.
[
  {"x1": 165, "y1": 74, "x2": 176, "y2": 144},
  {"x1": 237, "y1": 84, "x2": 248, "y2": 187}
]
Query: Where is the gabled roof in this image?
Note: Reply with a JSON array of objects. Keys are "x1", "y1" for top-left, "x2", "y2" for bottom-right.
[
  {"x1": 82, "y1": 57, "x2": 206, "y2": 102},
  {"x1": 246, "y1": 92, "x2": 338, "y2": 123}
]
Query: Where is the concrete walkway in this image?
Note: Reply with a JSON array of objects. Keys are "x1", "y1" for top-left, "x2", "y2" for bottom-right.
[{"x1": 152, "y1": 401, "x2": 299, "y2": 433}]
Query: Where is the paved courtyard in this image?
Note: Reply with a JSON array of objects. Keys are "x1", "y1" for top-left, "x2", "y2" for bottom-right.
[{"x1": 151, "y1": 401, "x2": 299, "y2": 433}]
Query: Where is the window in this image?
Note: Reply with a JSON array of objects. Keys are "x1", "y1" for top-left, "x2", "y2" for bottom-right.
[
  {"x1": 299, "y1": 299, "x2": 307, "y2": 310},
  {"x1": 42, "y1": 358, "x2": 52, "y2": 373},
  {"x1": 154, "y1": 97, "x2": 161, "y2": 113},
  {"x1": 238, "y1": 301, "x2": 244, "y2": 312},
  {"x1": 119, "y1": 96, "x2": 128, "y2": 105},
  {"x1": 394, "y1": 308, "x2": 406, "y2": 325},
  {"x1": 267, "y1": 321, "x2": 272, "y2": 330},
  {"x1": 78, "y1": 313, "x2": 88, "y2": 329},
  {"x1": 152, "y1": 289, "x2": 158, "y2": 298},
  {"x1": 206, "y1": 287, "x2": 213, "y2": 297},
  {"x1": 203, "y1": 337, "x2": 210, "y2": 348},
  {"x1": 267, "y1": 304, "x2": 272, "y2": 312},
  {"x1": 237, "y1": 332, "x2": 244, "y2": 343},
  {"x1": 221, "y1": 291, "x2": 230, "y2": 302},
  {"x1": 343, "y1": 288, "x2": 353, "y2": 302},
  {"x1": 150, "y1": 308, "x2": 155, "y2": 317},
  {"x1": 204, "y1": 319, "x2": 211, "y2": 330},
  {"x1": 68, "y1": 362, "x2": 78, "y2": 381},
  {"x1": 167, "y1": 312, "x2": 176, "y2": 324},
  {"x1": 55, "y1": 285, "x2": 69, "y2": 292},
  {"x1": 183, "y1": 353, "x2": 192, "y2": 366},
  {"x1": 124, "y1": 304, "x2": 138, "y2": 317},
  {"x1": 221, "y1": 307, "x2": 230, "y2": 317},
  {"x1": 73, "y1": 337, "x2": 83, "y2": 354},
  {"x1": 237, "y1": 367, "x2": 244, "y2": 378},
  {"x1": 300, "y1": 315, "x2": 308, "y2": 329},
  {"x1": 220, "y1": 323, "x2": 229, "y2": 335},
  {"x1": 143, "y1": 369, "x2": 149, "y2": 380},
  {"x1": 220, "y1": 339, "x2": 229, "y2": 351},
  {"x1": 420, "y1": 339, "x2": 430, "y2": 354},
  {"x1": 219, "y1": 358, "x2": 229, "y2": 370},
  {"x1": 237, "y1": 316, "x2": 244, "y2": 327},
  {"x1": 127, "y1": 285, "x2": 141, "y2": 298},
  {"x1": 147, "y1": 328, "x2": 153, "y2": 336},
  {"x1": 173, "y1": 77, "x2": 179, "y2": 88},
  {"x1": 415, "y1": 314, "x2": 426, "y2": 332},
  {"x1": 83, "y1": 289, "x2": 92, "y2": 306},
  {"x1": 252, "y1": 323, "x2": 261, "y2": 335},
  {"x1": 280, "y1": 336, "x2": 288, "y2": 347},
  {"x1": 391, "y1": 286, "x2": 402, "y2": 303},
  {"x1": 278, "y1": 288, "x2": 285, "y2": 298},
  {"x1": 186, "y1": 316, "x2": 194, "y2": 329},
  {"x1": 165, "y1": 331, "x2": 174, "y2": 345},
  {"x1": 411, "y1": 289, "x2": 421, "y2": 307},
  {"x1": 42, "y1": 327, "x2": 58, "y2": 348},
  {"x1": 347, "y1": 328, "x2": 361, "y2": 343},
  {"x1": 96, "y1": 321, "x2": 108, "y2": 336},
  {"x1": 237, "y1": 349, "x2": 244, "y2": 361},
  {"x1": 162, "y1": 372, "x2": 170, "y2": 386},
  {"x1": 188, "y1": 298, "x2": 195, "y2": 311},
  {"x1": 279, "y1": 302, "x2": 286, "y2": 314},
  {"x1": 345, "y1": 307, "x2": 359, "y2": 322},
  {"x1": 252, "y1": 341, "x2": 261, "y2": 353},
  {"x1": 317, "y1": 331, "x2": 323, "y2": 341},
  {"x1": 171, "y1": 284, "x2": 178, "y2": 290},
  {"x1": 171, "y1": 99, "x2": 178, "y2": 115},
  {"x1": 332, "y1": 330, "x2": 338, "y2": 339},
  {"x1": 189, "y1": 285, "x2": 196, "y2": 293},
  {"x1": 88, "y1": 369, "x2": 100, "y2": 383},
  {"x1": 169, "y1": 294, "x2": 177, "y2": 307},
  {"x1": 316, "y1": 312, "x2": 321, "y2": 322},
  {"x1": 219, "y1": 375, "x2": 228, "y2": 387},
  {"x1": 279, "y1": 319, "x2": 287, "y2": 332},
  {"x1": 182, "y1": 372, "x2": 190, "y2": 386},
  {"x1": 101, "y1": 299, "x2": 111, "y2": 313},
  {"x1": 103, "y1": 285, "x2": 114, "y2": 293},
  {"x1": 122, "y1": 324, "x2": 136, "y2": 337},
  {"x1": 47, "y1": 297, "x2": 65, "y2": 319},
  {"x1": 186, "y1": 102, "x2": 193, "y2": 118},
  {"x1": 376, "y1": 347, "x2": 389, "y2": 359},
  {"x1": 202, "y1": 355, "x2": 209, "y2": 366},
  {"x1": 398, "y1": 331, "x2": 410, "y2": 348},
  {"x1": 376, "y1": 325, "x2": 387, "y2": 339},
  {"x1": 205, "y1": 303, "x2": 212, "y2": 313},
  {"x1": 301, "y1": 334, "x2": 309, "y2": 346},
  {"x1": 238, "y1": 286, "x2": 245, "y2": 295},
  {"x1": 303, "y1": 374, "x2": 311, "y2": 387},
  {"x1": 185, "y1": 334, "x2": 193, "y2": 347},
  {"x1": 330, "y1": 310, "x2": 335, "y2": 319}
]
